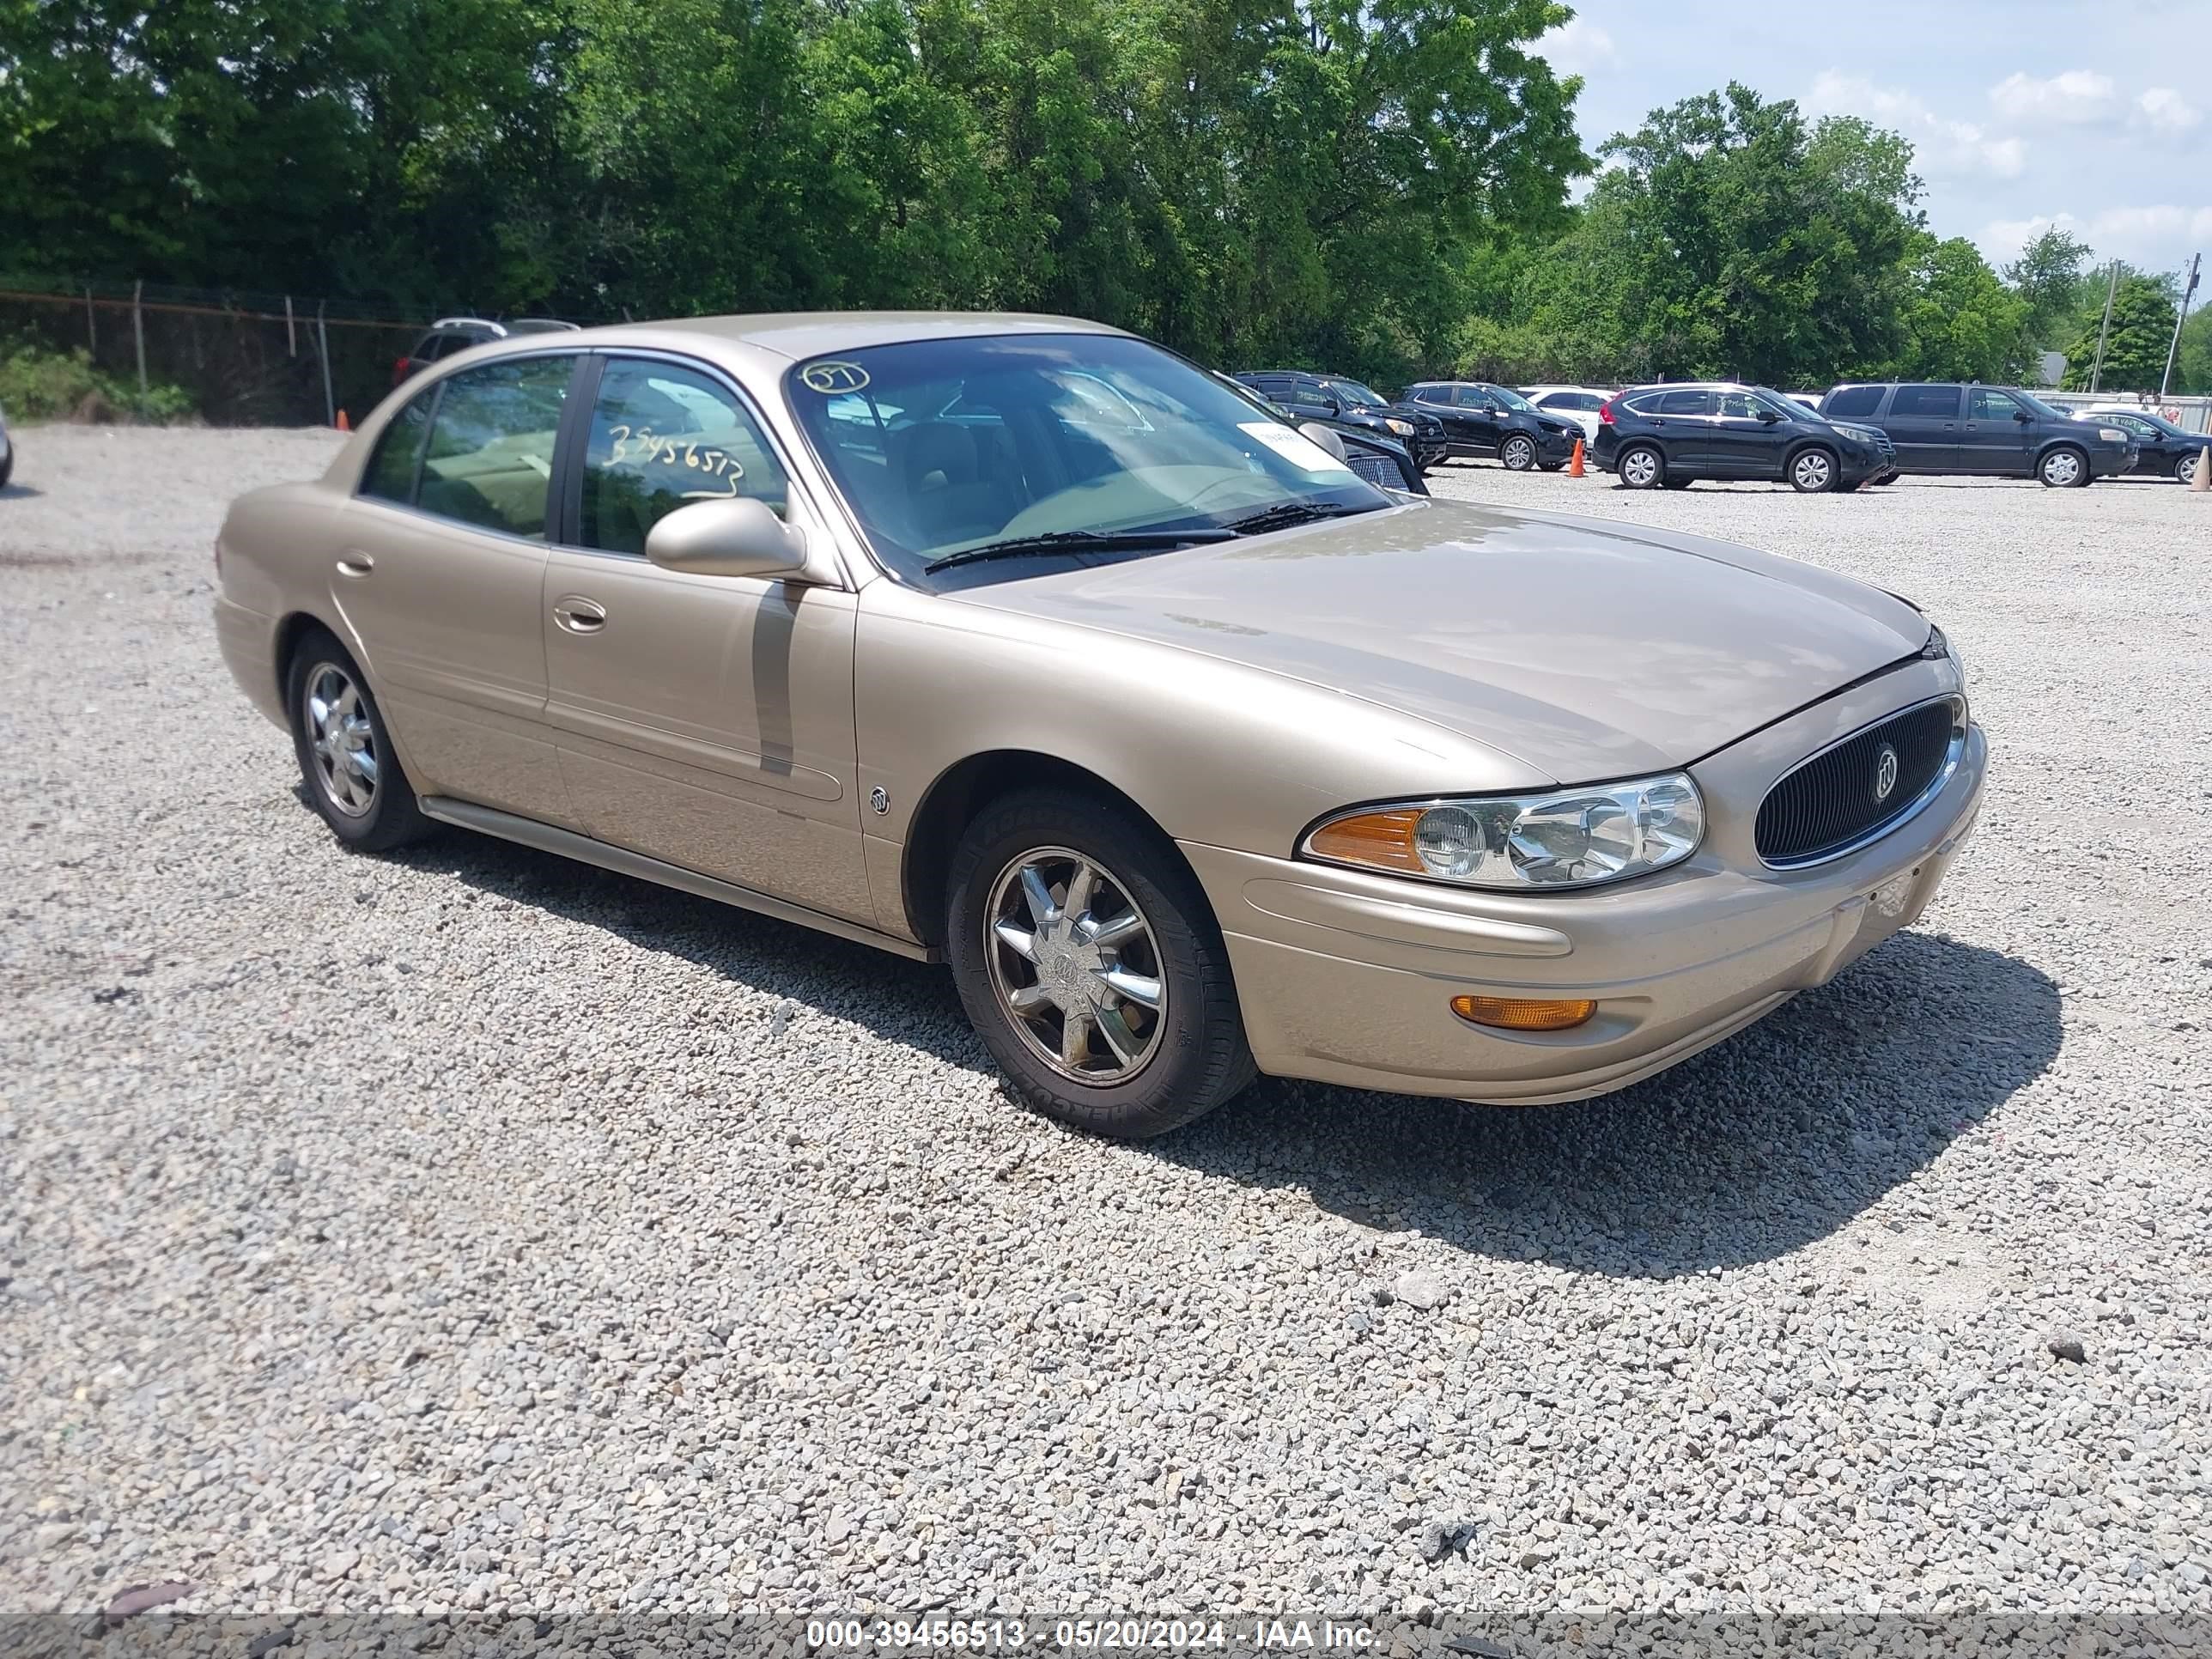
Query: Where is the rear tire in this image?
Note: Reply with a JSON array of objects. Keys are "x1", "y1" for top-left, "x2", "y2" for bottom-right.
[
  {"x1": 2038, "y1": 446, "x2": 2088, "y2": 488},
  {"x1": 1617, "y1": 445, "x2": 1664, "y2": 489},
  {"x1": 285, "y1": 627, "x2": 433, "y2": 853},
  {"x1": 945, "y1": 788, "x2": 1255, "y2": 1139},
  {"x1": 2178, "y1": 453, "x2": 2205, "y2": 484}
]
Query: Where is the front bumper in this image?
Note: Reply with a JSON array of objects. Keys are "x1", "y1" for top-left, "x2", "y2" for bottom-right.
[
  {"x1": 2088, "y1": 445, "x2": 2136, "y2": 479},
  {"x1": 1188, "y1": 661, "x2": 1984, "y2": 1104}
]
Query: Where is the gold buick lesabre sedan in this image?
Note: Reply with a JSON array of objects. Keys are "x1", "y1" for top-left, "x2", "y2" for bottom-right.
[{"x1": 214, "y1": 313, "x2": 1984, "y2": 1138}]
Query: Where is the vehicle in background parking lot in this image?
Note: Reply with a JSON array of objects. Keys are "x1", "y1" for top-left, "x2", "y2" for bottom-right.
[
  {"x1": 1517, "y1": 385, "x2": 1613, "y2": 441},
  {"x1": 212, "y1": 311, "x2": 1981, "y2": 1139},
  {"x1": 1819, "y1": 382, "x2": 2136, "y2": 487},
  {"x1": 1593, "y1": 382, "x2": 1898, "y2": 493},
  {"x1": 0, "y1": 401, "x2": 12, "y2": 490},
  {"x1": 1210, "y1": 372, "x2": 1428, "y2": 495},
  {"x1": 2069, "y1": 406, "x2": 2210, "y2": 483},
  {"x1": 1402, "y1": 380, "x2": 1582, "y2": 471},
  {"x1": 1232, "y1": 371, "x2": 1446, "y2": 471},
  {"x1": 392, "y1": 316, "x2": 581, "y2": 387}
]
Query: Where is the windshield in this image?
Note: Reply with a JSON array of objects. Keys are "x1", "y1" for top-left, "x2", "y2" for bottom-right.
[
  {"x1": 1754, "y1": 386, "x2": 1826, "y2": 423},
  {"x1": 1327, "y1": 380, "x2": 1389, "y2": 408},
  {"x1": 788, "y1": 334, "x2": 1392, "y2": 585},
  {"x1": 1484, "y1": 385, "x2": 1536, "y2": 413}
]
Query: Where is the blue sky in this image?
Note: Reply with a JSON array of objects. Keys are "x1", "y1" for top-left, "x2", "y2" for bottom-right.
[{"x1": 1544, "y1": 0, "x2": 2211, "y2": 282}]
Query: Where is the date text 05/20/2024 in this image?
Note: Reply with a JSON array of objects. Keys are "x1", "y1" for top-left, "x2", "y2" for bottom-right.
[{"x1": 807, "y1": 1620, "x2": 1382, "y2": 1651}]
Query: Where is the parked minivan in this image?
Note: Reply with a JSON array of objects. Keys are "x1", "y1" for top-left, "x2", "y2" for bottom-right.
[{"x1": 1819, "y1": 382, "x2": 2136, "y2": 487}]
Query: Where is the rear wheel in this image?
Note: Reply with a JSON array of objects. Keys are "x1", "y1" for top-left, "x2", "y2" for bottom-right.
[
  {"x1": 946, "y1": 788, "x2": 1255, "y2": 1139},
  {"x1": 1617, "y1": 445, "x2": 1663, "y2": 489},
  {"x1": 1500, "y1": 433, "x2": 1538, "y2": 471},
  {"x1": 2038, "y1": 446, "x2": 2087, "y2": 488},
  {"x1": 1789, "y1": 447, "x2": 1838, "y2": 493},
  {"x1": 285, "y1": 628, "x2": 433, "y2": 852},
  {"x1": 2178, "y1": 452, "x2": 2205, "y2": 484}
]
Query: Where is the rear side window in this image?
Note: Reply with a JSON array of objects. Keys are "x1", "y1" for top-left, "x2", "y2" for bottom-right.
[
  {"x1": 578, "y1": 358, "x2": 789, "y2": 556},
  {"x1": 361, "y1": 389, "x2": 434, "y2": 503},
  {"x1": 1824, "y1": 386, "x2": 1884, "y2": 418},
  {"x1": 1892, "y1": 384, "x2": 1961, "y2": 417},
  {"x1": 1656, "y1": 389, "x2": 1716, "y2": 416},
  {"x1": 417, "y1": 356, "x2": 577, "y2": 538}
]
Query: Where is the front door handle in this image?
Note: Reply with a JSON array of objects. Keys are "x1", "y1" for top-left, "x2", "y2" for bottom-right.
[
  {"x1": 335, "y1": 555, "x2": 374, "y2": 579},
  {"x1": 552, "y1": 596, "x2": 607, "y2": 635}
]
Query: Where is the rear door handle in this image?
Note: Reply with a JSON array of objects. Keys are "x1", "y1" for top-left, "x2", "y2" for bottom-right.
[
  {"x1": 552, "y1": 596, "x2": 607, "y2": 635},
  {"x1": 335, "y1": 555, "x2": 374, "y2": 579}
]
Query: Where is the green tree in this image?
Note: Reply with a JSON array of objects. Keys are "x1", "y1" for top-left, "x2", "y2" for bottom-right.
[
  {"x1": 2177, "y1": 305, "x2": 2212, "y2": 395},
  {"x1": 2002, "y1": 226, "x2": 2093, "y2": 353},
  {"x1": 1894, "y1": 234, "x2": 2029, "y2": 383},
  {"x1": 2062, "y1": 276, "x2": 2179, "y2": 391}
]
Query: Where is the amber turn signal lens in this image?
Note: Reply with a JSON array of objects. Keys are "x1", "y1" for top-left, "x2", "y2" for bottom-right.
[
  {"x1": 1451, "y1": 994, "x2": 1598, "y2": 1032},
  {"x1": 1305, "y1": 808, "x2": 1425, "y2": 872}
]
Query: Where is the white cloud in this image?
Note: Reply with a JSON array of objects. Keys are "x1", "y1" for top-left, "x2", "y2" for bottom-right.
[
  {"x1": 1539, "y1": 17, "x2": 1618, "y2": 78},
  {"x1": 2134, "y1": 88, "x2": 2202, "y2": 133},
  {"x1": 1978, "y1": 206, "x2": 2212, "y2": 270},
  {"x1": 1807, "y1": 71, "x2": 2027, "y2": 179},
  {"x1": 1989, "y1": 70, "x2": 2119, "y2": 125}
]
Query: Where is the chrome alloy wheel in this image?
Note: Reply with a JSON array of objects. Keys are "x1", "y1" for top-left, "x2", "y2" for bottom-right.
[
  {"x1": 985, "y1": 846, "x2": 1166, "y2": 1083},
  {"x1": 2042, "y1": 448, "x2": 2082, "y2": 486},
  {"x1": 302, "y1": 661, "x2": 379, "y2": 817},
  {"x1": 1502, "y1": 434, "x2": 1535, "y2": 470},
  {"x1": 1792, "y1": 449, "x2": 1833, "y2": 491},
  {"x1": 1620, "y1": 447, "x2": 1660, "y2": 488}
]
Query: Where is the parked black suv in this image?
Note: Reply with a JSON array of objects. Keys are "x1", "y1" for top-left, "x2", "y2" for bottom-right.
[
  {"x1": 1233, "y1": 371, "x2": 1446, "y2": 469},
  {"x1": 1212, "y1": 373, "x2": 1428, "y2": 494},
  {"x1": 1819, "y1": 382, "x2": 2136, "y2": 486},
  {"x1": 392, "y1": 316, "x2": 581, "y2": 387},
  {"x1": 1593, "y1": 382, "x2": 1897, "y2": 492},
  {"x1": 1401, "y1": 381, "x2": 1581, "y2": 470}
]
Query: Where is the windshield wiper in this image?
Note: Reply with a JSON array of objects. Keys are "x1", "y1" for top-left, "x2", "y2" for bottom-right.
[
  {"x1": 923, "y1": 527, "x2": 1233, "y2": 574},
  {"x1": 1220, "y1": 501, "x2": 1376, "y2": 537}
]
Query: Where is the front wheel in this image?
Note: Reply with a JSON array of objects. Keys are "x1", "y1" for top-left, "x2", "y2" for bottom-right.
[
  {"x1": 2178, "y1": 453, "x2": 2206, "y2": 484},
  {"x1": 286, "y1": 628, "x2": 432, "y2": 852},
  {"x1": 1617, "y1": 445, "x2": 1663, "y2": 489},
  {"x1": 1789, "y1": 447, "x2": 1838, "y2": 493},
  {"x1": 946, "y1": 789, "x2": 1255, "y2": 1139},
  {"x1": 2038, "y1": 447, "x2": 2087, "y2": 488},
  {"x1": 1500, "y1": 434, "x2": 1538, "y2": 471}
]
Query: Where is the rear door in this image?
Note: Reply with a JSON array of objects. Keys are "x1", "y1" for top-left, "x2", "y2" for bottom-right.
[
  {"x1": 334, "y1": 353, "x2": 580, "y2": 823},
  {"x1": 1645, "y1": 388, "x2": 1718, "y2": 467},
  {"x1": 1881, "y1": 384, "x2": 1963, "y2": 471},
  {"x1": 1956, "y1": 386, "x2": 2034, "y2": 474},
  {"x1": 540, "y1": 352, "x2": 874, "y2": 924}
]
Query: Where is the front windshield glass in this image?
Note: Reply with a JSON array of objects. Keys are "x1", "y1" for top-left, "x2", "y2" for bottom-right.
[
  {"x1": 1485, "y1": 385, "x2": 1536, "y2": 413},
  {"x1": 788, "y1": 334, "x2": 1392, "y2": 584},
  {"x1": 1327, "y1": 380, "x2": 1389, "y2": 408},
  {"x1": 1755, "y1": 386, "x2": 1826, "y2": 422}
]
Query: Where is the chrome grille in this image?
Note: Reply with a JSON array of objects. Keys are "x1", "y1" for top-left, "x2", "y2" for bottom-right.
[{"x1": 1755, "y1": 699, "x2": 1960, "y2": 866}]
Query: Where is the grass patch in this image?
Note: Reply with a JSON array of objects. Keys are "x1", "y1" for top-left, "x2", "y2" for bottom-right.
[{"x1": 0, "y1": 340, "x2": 197, "y2": 423}]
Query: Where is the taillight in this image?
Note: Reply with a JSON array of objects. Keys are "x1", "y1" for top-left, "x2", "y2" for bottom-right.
[
  {"x1": 392, "y1": 356, "x2": 410, "y2": 386},
  {"x1": 1599, "y1": 400, "x2": 1617, "y2": 425}
]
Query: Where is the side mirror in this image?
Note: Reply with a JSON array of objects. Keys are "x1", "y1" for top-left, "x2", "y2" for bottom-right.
[
  {"x1": 646, "y1": 496, "x2": 811, "y2": 581},
  {"x1": 1297, "y1": 422, "x2": 1350, "y2": 462},
  {"x1": 1319, "y1": 395, "x2": 1342, "y2": 416},
  {"x1": 1758, "y1": 408, "x2": 1782, "y2": 423},
  {"x1": 2014, "y1": 410, "x2": 2033, "y2": 423}
]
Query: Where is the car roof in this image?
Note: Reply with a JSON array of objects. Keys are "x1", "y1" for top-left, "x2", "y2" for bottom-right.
[{"x1": 586, "y1": 312, "x2": 1127, "y2": 360}]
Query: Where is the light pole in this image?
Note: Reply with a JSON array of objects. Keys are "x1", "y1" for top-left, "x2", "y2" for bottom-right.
[
  {"x1": 2088, "y1": 260, "x2": 2120, "y2": 393},
  {"x1": 2160, "y1": 252, "x2": 2200, "y2": 401}
]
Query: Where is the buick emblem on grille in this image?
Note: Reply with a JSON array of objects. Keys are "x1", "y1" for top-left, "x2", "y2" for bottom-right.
[{"x1": 1873, "y1": 743, "x2": 1900, "y2": 803}]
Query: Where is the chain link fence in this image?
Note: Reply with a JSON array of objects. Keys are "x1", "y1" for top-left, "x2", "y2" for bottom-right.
[{"x1": 0, "y1": 276, "x2": 614, "y2": 428}]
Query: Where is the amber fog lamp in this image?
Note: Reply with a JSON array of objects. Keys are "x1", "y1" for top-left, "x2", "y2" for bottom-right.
[
  {"x1": 1305, "y1": 808, "x2": 1425, "y2": 872},
  {"x1": 1452, "y1": 994, "x2": 1598, "y2": 1032}
]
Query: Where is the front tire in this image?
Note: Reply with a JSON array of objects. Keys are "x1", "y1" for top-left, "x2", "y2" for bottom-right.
[
  {"x1": 2039, "y1": 446, "x2": 2088, "y2": 488},
  {"x1": 1617, "y1": 444, "x2": 1664, "y2": 489},
  {"x1": 286, "y1": 628, "x2": 432, "y2": 852},
  {"x1": 1500, "y1": 434, "x2": 1538, "y2": 471},
  {"x1": 1789, "y1": 447, "x2": 1838, "y2": 493},
  {"x1": 2179, "y1": 453, "x2": 2206, "y2": 484},
  {"x1": 946, "y1": 788, "x2": 1255, "y2": 1139}
]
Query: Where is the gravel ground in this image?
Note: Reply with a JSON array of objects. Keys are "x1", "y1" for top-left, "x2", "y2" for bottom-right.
[{"x1": 3, "y1": 429, "x2": 2211, "y2": 1643}]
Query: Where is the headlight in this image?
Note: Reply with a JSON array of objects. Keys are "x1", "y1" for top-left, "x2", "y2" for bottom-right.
[
  {"x1": 2098, "y1": 428, "x2": 2129, "y2": 444},
  {"x1": 1384, "y1": 417, "x2": 1415, "y2": 437},
  {"x1": 1302, "y1": 774, "x2": 1705, "y2": 891}
]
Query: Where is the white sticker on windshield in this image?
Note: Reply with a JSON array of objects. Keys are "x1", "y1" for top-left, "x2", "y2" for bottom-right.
[{"x1": 1239, "y1": 421, "x2": 1353, "y2": 475}]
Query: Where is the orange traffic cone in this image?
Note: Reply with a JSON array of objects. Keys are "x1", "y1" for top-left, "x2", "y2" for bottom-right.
[
  {"x1": 335, "y1": 409, "x2": 350, "y2": 432},
  {"x1": 1568, "y1": 436, "x2": 1585, "y2": 477},
  {"x1": 2194, "y1": 446, "x2": 2210, "y2": 493}
]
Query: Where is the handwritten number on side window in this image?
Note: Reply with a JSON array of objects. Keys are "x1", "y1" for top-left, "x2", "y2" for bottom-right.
[{"x1": 605, "y1": 423, "x2": 745, "y2": 498}]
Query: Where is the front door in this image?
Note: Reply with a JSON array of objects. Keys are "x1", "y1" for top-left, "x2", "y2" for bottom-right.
[
  {"x1": 1955, "y1": 387, "x2": 2035, "y2": 474},
  {"x1": 540, "y1": 353, "x2": 874, "y2": 925},
  {"x1": 1451, "y1": 386, "x2": 1506, "y2": 454},
  {"x1": 1710, "y1": 389, "x2": 1782, "y2": 477},
  {"x1": 1881, "y1": 384, "x2": 1963, "y2": 471},
  {"x1": 332, "y1": 353, "x2": 580, "y2": 823}
]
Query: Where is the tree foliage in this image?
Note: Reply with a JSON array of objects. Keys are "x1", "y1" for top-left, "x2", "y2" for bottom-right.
[{"x1": 2061, "y1": 276, "x2": 2180, "y2": 392}]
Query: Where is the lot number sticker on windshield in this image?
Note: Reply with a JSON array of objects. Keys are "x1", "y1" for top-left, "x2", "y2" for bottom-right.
[
  {"x1": 1239, "y1": 421, "x2": 1352, "y2": 475},
  {"x1": 799, "y1": 361, "x2": 871, "y2": 394}
]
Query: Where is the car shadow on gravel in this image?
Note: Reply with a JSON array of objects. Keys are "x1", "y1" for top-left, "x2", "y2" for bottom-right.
[
  {"x1": 1152, "y1": 931, "x2": 2061, "y2": 1276},
  {"x1": 388, "y1": 820, "x2": 2057, "y2": 1279}
]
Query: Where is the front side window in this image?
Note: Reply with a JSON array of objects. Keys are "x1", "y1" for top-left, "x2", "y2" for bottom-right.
[
  {"x1": 416, "y1": 356, "x2": 575, "y2": 538},
  {"x1": 1825, "y1": 386, "x2": 1884, "y2": 418},
  {"x1": 1967, "y1": 388, "x2": 2024, "y2": 422},
  {"x1": 578, "y1": 358, "x2": 788, "y2": 556},
  {"x1": 362, "y1": 388, "x2": 434, "y2": 503},
  {"x1": 1325, "y1": 380, "x2": 1389, "y2": 409},
  {"x1": 1892, "y1": 384, "x2": 1962, "y2": 418},
  {"x1": 1544, "y1": 392, "x2": 1602, "y2": 412},
  {"x1": 1452, "y1": 386, "x2": 1496, "y2": 410},
  {"x1": 787, "y1": 332, "x2": 1390, "y2": 585},
  {"x1": 1717, "y1": 391, "x2": 1764, "y2": 420}
]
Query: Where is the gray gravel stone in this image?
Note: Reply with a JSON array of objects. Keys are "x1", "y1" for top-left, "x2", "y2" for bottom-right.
[{"x1": 2, "y1": 433, "x2": 2209, "y2": 1632}]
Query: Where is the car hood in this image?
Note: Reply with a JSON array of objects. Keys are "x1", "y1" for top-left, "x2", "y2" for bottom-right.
[{"x1": 946, "y1": 500, "x2": 1930, "y2": 782}]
